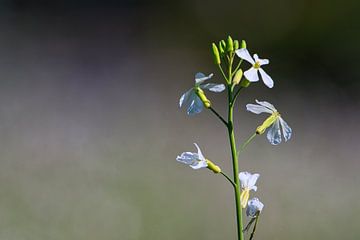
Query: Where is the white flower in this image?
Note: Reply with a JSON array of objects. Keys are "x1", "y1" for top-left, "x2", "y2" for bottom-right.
[
  {"x1": 246, "y1": 99, "x2": 292, "y2": 145},
  {"x1": 179, "y1": 72, "x2": 225, "y2": 116},
  {"x1": 176, "y1": 143, "x2": 208, "y2": 170},
  {"x1": 239, "y1": 171, "x2": 260, "y2": 208},
  {"x1": 235, "y1": 48, "x2": 274, "y2": 88},
  {"x1": 246, "y1": 198, "x2": 264, "y2": 218}
]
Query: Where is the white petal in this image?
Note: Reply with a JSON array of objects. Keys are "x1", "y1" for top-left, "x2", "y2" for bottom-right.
[
  {"x1": 258, "y1": 58, "x2": 269, "y2": 65},
  {"x1": 248, "y1": 173, "x2": 260, "y2": 190},
  {"x1": 239, "y1": 172, "x2": 251, "y2": 188},
  {"x1": 187, "y1": 94, "x2": 204, "y2": 116},
  {"x1": 193, "y1": 143, "x2": 205, "y2": 160},
  {"x1": 244, "y1": 68, "x2": 259, "y2": 82},
  {"x1": 255, "y1": 100, "x2": 277, "y2": 112},
  {"x1": 201, "y1": 83, "x2": 225, "y2": 92},
  {"x1": 189, "y1": 159, "x2": 208, "y2": 170},
  {"x1": 259, "y1": 68, "x2": 274, "y2": 88},
  {"x1": 176, "y1": 152, "x2": 197, "y2": 165},
  {"x1": 246, "y1": 198, "x2": 264, "y2": 217},
  {"x1": 235, "y1": 48, "x2": 255, "y2": 64},
  {"x1": 195, "y1": 72, "x2": 213, "y2": 85},
  {"x1": 179, "y1": 89, "x2": 192, "y2": 108},
  {"x1": 246, "y1": 103, "x2": 273, "y2": 114},
  {"x1": 266, "y1": 119, "x2": 282, "y2": 145},
  {"x1": 279, "y1": 117, "x2": 292, "y2": 142}
]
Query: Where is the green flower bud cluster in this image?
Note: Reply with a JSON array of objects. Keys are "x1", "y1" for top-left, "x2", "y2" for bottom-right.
[{"x1": 212, "y1": 36, "x2": 246, "y2": 66}]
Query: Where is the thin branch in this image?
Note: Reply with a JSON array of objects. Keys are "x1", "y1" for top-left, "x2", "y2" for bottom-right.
[
  {"x1": 249, "y1": 216, "x2": 259, "y2": 240},
  {"x1": 231, "y1": 86, "x2": 244, "y2": 106},
  {"x1": 209, "y1": 106, "x2": 228, "y2": 127},
  {"x1": 220, "y1": 171, "x2": 237, "y2": 188}
]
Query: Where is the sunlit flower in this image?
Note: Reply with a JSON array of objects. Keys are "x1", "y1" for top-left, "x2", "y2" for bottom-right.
[
  {"x1": 239, "y1": 171, "x2": 260, "y2": 208},
  {"x1": 176, "y1": 143, "x2": 208, "y2": 170},
  {"x1": 235, "y1": 48, "x2": 273, "y2": 88},
  {"x1": 246, "y1": 198, "x2": 264, "y2": 218},
  {"x1": 179, "y1": 72, "x2": 225, "y2": 116},
  {"x1": 246, "y1": 100, "x2": 292, "y2": 145}
]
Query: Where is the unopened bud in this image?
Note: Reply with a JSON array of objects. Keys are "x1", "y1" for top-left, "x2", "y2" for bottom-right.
[
  {"x1": 218, "y1": 41, "x2": 225, "y2": 55},
  {"x1": 212, "y1": 43, "x2": 221, "y2": 65},
  {"x1": 232, "y1": 69, "x2": 243, "y2": 85},
  {"x1": 240, "y1": 79, "x2": 251, "y2": 88},
  {"x1": 195, "y1": 87, "x2": 211, "y2": 108},
  {"x1": 256, "y1": 113, "x2": 279, "y2": 134},
  {"x1": 220, "y1": 40, "x2": 226, "y2": 51},
  {"x1": 241, "y1": 40, "x2": 247, "y2": 49},
  {"x1": 233, "y1": 40, "x2": 239, "y2": 50},
  {"x1": 206, "y1": 159, "x2": 221, "y2": 173},
  {"x1": 227, "y1": 36, "x2": 234, "y2": 52}
]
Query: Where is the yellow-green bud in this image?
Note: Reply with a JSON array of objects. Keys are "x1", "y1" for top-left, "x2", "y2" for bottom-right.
[
  {"x1": 256, "y1": 113, "x2": 280, "y2": 134},
  {"x1": 240, "y1": 78, "x2": 251, "y2": 88},
  {"x1": 212, "y1": 43, "x2": 221, "y2": 65},
  {"x1": 226, "y1": 36, "x2": 234, "y2": 52},
  {"x1": 206, "y1": 159, "x2": 221, "y2": 173},
  {"x1": 218, "y1": 41, "x2": 225, "y2": 55},
  {"x1": 220, "y1": 40, "x2": 226, "y2": 50},
  {"x1": 241, "y1": 40, "x2": 247, "y2": 49},
  {"x1": 232, "y1": 69, "x2": 243, "y2": 85},
  {"x1": 195, "y1": 87, "x2": 211, "y2": 108},
  {"x1": 233, "y1": 40, "x2": 239, "y2": 50}
]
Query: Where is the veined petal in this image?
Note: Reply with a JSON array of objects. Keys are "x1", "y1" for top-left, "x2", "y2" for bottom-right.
[
  {"x1": 235, "y1": 48, "x2": 255, "y2": 64},
  {"x1": 255, "y1": 100, "x2": 277, "y2": 112},
  {"x1": 259, "y1": 68, "x2": 274, "y2": 88},
  {"x1": 279, "y1": 117, "x2": 292, "y2": 142},
  {"x1": 244, "y1": 68, "x2": 259, "y2": 82},
  {"x1": 246, "y1": 198, "x2": 264, "y2": 217},
  {"x1": 246, "y1": 103, "x2": 273, "y2": 114},
  {"x1": 189, "y1": 159, "x2": 208, "y2": 170},
  {"x1": 176, "y1": 152, "x2": 198, "y2": 165},
  {"x1": 259, "y1": 58, "x2": 269, "y2": 65},
  {"x1": 187, "y1": 94, "x2": 204, "y2": 116},
  {"x1": 194, "y1": 143, "x2": 205, "y2": 161},
  {"x1": 201, "y1": 83, "x2": 225, "y2": 92},
  {"x1": 239, "y1": 172, "x2": 251, "y2": 188},
  {"x1": 266, "y1": 118, "x2": 282, "y2": 145},
  {"x1": 179, "y1": 89, "x2": 193, "y2": 108},
  {"x1": 248, "y1": 173, "x2": 260, "y2": 190},
  {"x1": 195, "y1": 72, "x2": 213, "y2": 85}
]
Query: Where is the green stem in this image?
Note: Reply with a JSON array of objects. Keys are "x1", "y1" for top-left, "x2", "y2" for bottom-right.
[
  {"x1": 237, "y1": 133, "x2": 257, "y2": 157},
  {"x1": 226, "y1": 53, "x2": 244, "y2": 240},
  {"x1": 209, "y1": 106, "x2": 228, "y2": 127},
  {"x1": 220, "y1": 171, "x2": 236, "y2": 188},
  {"x1": 218, "y1": 64, "x2": 228, "y2": 83},
  {"x1": 231, "y1": 86, "x2": 244, "y2": 106},
  {"x1": 249, "y1": 216, "x2": 259, "y2": 240}
]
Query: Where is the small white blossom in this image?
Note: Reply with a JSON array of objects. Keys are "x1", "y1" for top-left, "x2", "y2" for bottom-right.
[
  {"x1": 246, "y1": 99, "x2": 292, "y2": 145},
  {"x1": 235, "y1": 48, "x2": 273, "y2": 88},
  {"x1": 179, "y1": 72, "x2": 225, "y2": 116},
  {"x1": 246, "y1": 198, "x2": 264, "y2": 218},
  {"x1": 176, "y1": 143, "x2": 208, "y2": 170},
  {"x1": 239, "y1": 171, "x2": 260, "y2": 208}
]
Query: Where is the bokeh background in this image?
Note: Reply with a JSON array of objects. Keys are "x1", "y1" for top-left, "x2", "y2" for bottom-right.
[{"x1": 0, "y1": 0, "x2": 359, "y2": 239}]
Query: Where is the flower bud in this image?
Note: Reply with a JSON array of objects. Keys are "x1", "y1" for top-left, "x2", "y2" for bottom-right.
[
  {"x1": 233, "y1": 40, "x2": 239, "y2": 50},
  {"x1": 220, "y1": 40, "x2": 226, "y2": 51},
  {"x1": 218, "y1": 41, "x2": 225, "y2": 55},
  {"x1": 212, "y1": 43, "x2": 221, "y2": 65},
  {"x1": 241, "y1": 40, "x2": 247, "y2": 49},
  {"x1": 240, "y1": 78, "x2": 251, "y2": 88},
  {"x1": 256, "y1": 112, "x2": 279, "y2": 134},
  {"x1": 232, "y1": 69, "x2": 243, "y2": 85},
  {"x1": 206, "y1": 159, "x2": 221, "y2": 173},
  {"x1": 226, "y1": 36, "x2": 234, "y2": 52},
  {"x1": 194, "y1": 87, "x2": 211, "y2": 108}
]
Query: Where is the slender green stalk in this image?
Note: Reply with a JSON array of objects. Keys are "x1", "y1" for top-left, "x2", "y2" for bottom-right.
[
  {"x1": 237, "y1": 133, "x2": 257, "y2": 157},
  {"x1": 231, "y1": 86, "x2": 244, "y2": 106},
  {"x1": 249, "y1": 216, "x2": 259, "y2": 240},
  {"x1": 220, "y1": 171, "x2": 236, "y2": 188},
  {"x1": 209, "y1": 106, "x2": 228, "y2": 127},
  {"x1": 218, "y1": 65, "x2": 228, "y2": 83}
]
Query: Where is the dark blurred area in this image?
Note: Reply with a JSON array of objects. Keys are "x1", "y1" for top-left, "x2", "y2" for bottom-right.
[{"x1": 0, "y1": 1, "x2": 359, "y2": 240}]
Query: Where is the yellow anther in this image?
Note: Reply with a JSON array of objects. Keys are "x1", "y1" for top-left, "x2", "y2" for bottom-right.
[{"x1": 253, "y1": 61, "x2": 261, "y2": 69}]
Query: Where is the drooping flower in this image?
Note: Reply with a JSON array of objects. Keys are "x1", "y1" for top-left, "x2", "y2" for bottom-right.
[
  {"x1": 176, "y1": 143, "x2": 221, "y2": 173},
  {"x1": 179, "y1": 72, "x2": 225, "y2": 116},
  {"x1": 235, "y1": 48, "x2": 274, "y2": 88},
  {"x1": 239, "y1": 171, "x2": 260, "y2": 208},
  {"x1": 246, "y1": 100, "x2": 292, "y2": 145},
  {"x1": 246, "y1": 198, "x2": 264, "y2": 218}
]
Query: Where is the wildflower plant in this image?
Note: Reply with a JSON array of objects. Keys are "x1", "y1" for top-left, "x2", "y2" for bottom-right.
[{"x1": 176, "y1": 36, "x2": 293, "y2": 240}]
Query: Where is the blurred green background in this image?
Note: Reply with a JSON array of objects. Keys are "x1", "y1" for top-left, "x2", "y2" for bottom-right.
[{"x1": 0, "y1": 0, "x2": 359, "y2": 239}]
